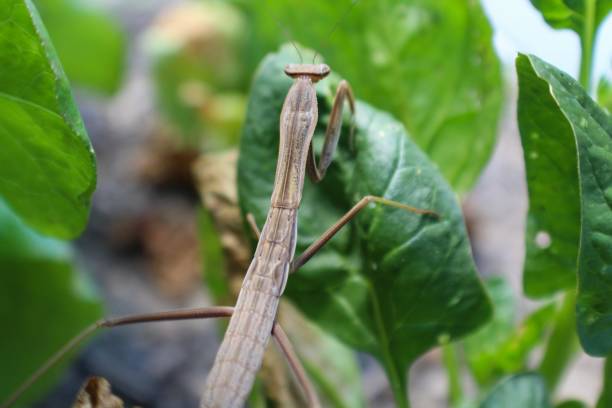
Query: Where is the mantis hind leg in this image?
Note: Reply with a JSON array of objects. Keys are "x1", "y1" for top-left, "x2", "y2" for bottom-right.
[
  {"x1": 272, "y1": 322, "x2": 321, "y2": 408},
  {"x1": 291, "y1": 195, "x2": 438, "y2": 273},
  {"x1": 306, "y1": 79, "x2": 355, "y2": 183},
  {"x1": 0, "y1": 307, "x2": 234, "y2": 408},
  {"x1": 1, "y1": 306, "x2": 320, "y2": 408}
]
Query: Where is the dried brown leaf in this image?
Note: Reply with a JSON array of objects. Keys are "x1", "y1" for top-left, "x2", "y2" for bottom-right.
[
  {"x1": 193, "y1": 149, "x2": 252, "y2": 299},
  {"x1": 72, "y1": 377, "x2": 123, "y2": 408}
]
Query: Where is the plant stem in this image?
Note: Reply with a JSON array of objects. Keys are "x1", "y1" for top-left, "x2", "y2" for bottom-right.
[
  {"x1": 368, "y1": 284, "x2": 409, "y2": 407},
  {"x1": 539, "y1": 290, "x2": 579, "y2": 392},
  {"x1": 442, "y1": 343, "x2": 463, "y2": 407},
  {"x1": 579, "y1": 0, "x2": 596, "y2": 92},
  {"x1": 382, "y1": 362, "x2": 409, "y2": 408}
]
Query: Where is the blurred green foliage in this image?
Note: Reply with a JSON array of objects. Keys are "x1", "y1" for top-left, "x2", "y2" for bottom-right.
[
  {"x1": 34, "y1": 0, "x2": 126, "y2": 94},
  {"x1": 479, "y1": 373, "x2": 551, "y2": 408},
  {"x1": 0, "y1": 200, "x2": 102, "y2": 405},
  {"x1": 145, "y1": 1, "x2": 247, "y2": 147},
  {"x1": 464, "y1": 278, "x2": 555, "y2": 385}
]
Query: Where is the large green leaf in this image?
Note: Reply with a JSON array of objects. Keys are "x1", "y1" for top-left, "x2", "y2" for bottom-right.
[
  {"x1": 480, "y1": 373, "x2": 551, "y2": 408},
  {"x1": 238, "y1": 45, "x2": 491, "y2": 404},
  {"x1": 233, "y1": 0, "x2": 503, "y2": 193},
  {"x1": 0, "y1": 0, "x2": 96, "y2": 238},
  {"x1": 0, "y1": 200, "x2": 102, "y2": 405},
  {"x1": 516, "y1": 54, "x2": 612, "y2": 355},
  {"x1": 517, "y1": 55, "x2": 580, "y2": 297},
  {"x1": 33, "y1": 0, "x2": 126, "y2": 94}
]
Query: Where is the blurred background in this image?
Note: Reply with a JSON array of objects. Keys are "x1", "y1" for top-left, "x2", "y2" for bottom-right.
[{"x1": 1, "y1": 0, "x2": 611, "y2": 407}]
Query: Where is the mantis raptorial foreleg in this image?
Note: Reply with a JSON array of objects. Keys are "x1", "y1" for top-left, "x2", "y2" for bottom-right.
[
  {"x1": 246, "y1": 79, "x2": 355, "y2": 243},
  {"x1": 307, "y1": 80, "x2": 355, "y2": 183},
  {"x1": 0, "y1": 306, "x2": 320, "y2": 408}
]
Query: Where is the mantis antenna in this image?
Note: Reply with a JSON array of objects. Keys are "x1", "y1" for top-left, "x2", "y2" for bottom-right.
[
  {"x1": 266, "y1": 0, "x2": 304, "y2": 63},
  {"x1": 274, "y1": 21, "x2": 303, "y2": 63},
  {"x1": 312, "y1": 0, "x2": 361, "y2": 64}
]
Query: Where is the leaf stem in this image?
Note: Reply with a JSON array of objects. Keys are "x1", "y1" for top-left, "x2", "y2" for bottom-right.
[
  {"x1": 368, "y1": 284, "x2": 409, "y2": 407},
  {"x1": 442, "y1": 343, "x2": 463, "y2": 406},
  {"x1": 538, "y1": 290, "x2": 578, "y2": 392},
  {"x1": 382, "y1": 361, "x2": 409, "y2": 408},
  {"x1": 578, "y1": 0, "x2": 596, "y2": 92}
]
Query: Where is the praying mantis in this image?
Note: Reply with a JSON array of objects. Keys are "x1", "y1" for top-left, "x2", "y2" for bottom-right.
[{"x1": 1, "y1": 61, "x2": 436, "y2": 408}]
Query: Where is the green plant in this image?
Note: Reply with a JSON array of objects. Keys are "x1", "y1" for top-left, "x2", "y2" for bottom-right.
[{"x1": 2, "y1": 0, "x2": 612, "y2": 407}]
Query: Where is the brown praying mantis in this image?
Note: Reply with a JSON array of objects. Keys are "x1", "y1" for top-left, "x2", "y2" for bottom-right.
[{"x1": 1, "y1": 61, "x2": 437, "y2": 408}]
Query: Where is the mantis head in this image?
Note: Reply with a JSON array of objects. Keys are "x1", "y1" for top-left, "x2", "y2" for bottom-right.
[{"x1": 284, "y1": 64, "x2": 330, "y2": 82}]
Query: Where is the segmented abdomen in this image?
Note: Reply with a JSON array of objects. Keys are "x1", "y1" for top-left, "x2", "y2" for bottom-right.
[{"x1": 200, "y1": 266, "x2": 281, "y2": 408}]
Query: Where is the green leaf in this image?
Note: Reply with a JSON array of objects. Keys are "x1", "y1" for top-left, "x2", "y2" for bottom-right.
[
  {"x1": 528, "y1": 0, "x2": 611, "y2": 89},
  {"x1": 33, "y1": 0, "x2": 125, "y2": 94},
  {"x1": 238, "y1": 45, "x2": 491, "y2": 404},
  {"x1": 464, "y1": 278, "x2": 515, "y2": 384},
  {"x1": 597, "y1": 356, "x2": 612, "y2": 408},
  {"x1": 464, "y1": 278, "x2": 555, "y2": 385},
  {"x1": 528, "y1": 0, "x2": 611, "y2": 33},
  {"x1": 516, "y1": 54, "x2": 612, "y2": 355},
  {"x1": 0, "y1": 0, "x2": 96, "y2": 238},
  {"x1": 517, "y1": 55, "x2": 581, "y2": 297},
  {"x1": 234, "y1": 0, "x2": 503, "y2": 193},
  {"x1": 0, "y1": 200, "x2": 102, "y2": 405},
  {"x1": 557, "y1": 400, "x2": 588, "y2": 408},
  {"x1": 598, "y1": 76, "x2": 612, "y2": 113},
  {"x1": 480, "y1": 373, "x2": 551, "y2": 408},
  {"x1": 498, "y1": 303, "x2": 555, "y2": 373}
]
